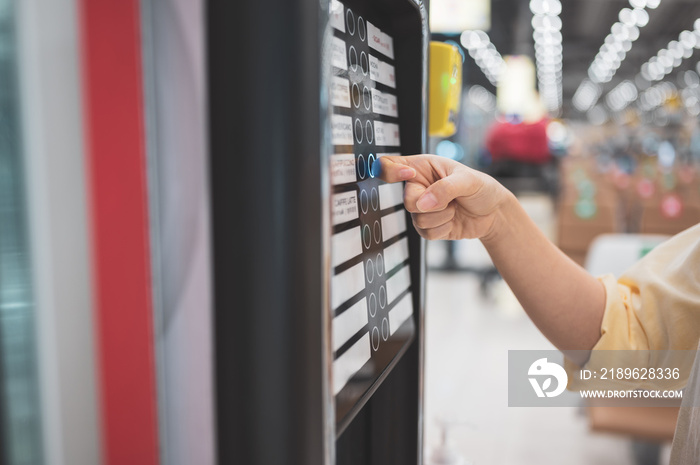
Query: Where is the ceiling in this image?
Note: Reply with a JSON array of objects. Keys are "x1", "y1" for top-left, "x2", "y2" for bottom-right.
[{"x1": 434, "y1": 0, "x2": 700, "y2": 119}]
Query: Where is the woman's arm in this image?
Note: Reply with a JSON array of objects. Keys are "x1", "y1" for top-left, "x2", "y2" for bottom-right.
[{"x1": 377, "y1": 155, "x2": 606, "y2": 363}]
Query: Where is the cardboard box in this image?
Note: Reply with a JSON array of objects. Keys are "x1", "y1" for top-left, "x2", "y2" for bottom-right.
[{"x1": 557, "y1": 197, "x2": 619, "y2": 253}]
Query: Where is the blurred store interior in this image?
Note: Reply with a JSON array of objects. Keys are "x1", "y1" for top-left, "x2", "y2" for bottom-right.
[
  {"x1": 425, "y1": 0, "x2": 700, "y2": 464},
  {"x1": 0, "y1": 0, "x2": 699, "y2": 464}
]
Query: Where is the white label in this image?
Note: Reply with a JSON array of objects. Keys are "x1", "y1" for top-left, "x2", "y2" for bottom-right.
[
  {"x1": 331, "y1": 77, "x2": 351, "y2": 108},
  {"x1": 374, "y1": 121, "x2": 400, "y2": 147},
  {"x1": 332, "y1": 190, "x2": 359, "y2": 225},
  {"x1": 331, "y1": 226, "x2": 362, "y2": 267},
  {"x1": 369, "y1": 55, "x2": 396, "y2": 88},
  {"x1": 333, "y1": 333, "x2": 371, "y2": 395},
  {"x1": 377, "y1": 152, "x2": 401, "y2": 158},
  {"x1": 378, "y1": 182, "x2": 403, "y2": 209},
  {"x1": 371, "y1": 89, "x2": 398, "y2": 117},
  {"x1": 369, "y1": 54, "x2": 381, "y2": 82},
  {"x1": 381, "y1": 209, "x2": 406, "y2": 241},
  {"x1": 389, "y1": 292, "x2": 413, "y2": 336},
  {"x1": 333, "y1": 299, "x2": 368, "y2": 352},
  {"x1": 330, "y1": 153, "x2": 356, "y2": 185},
  {"x1": 367, "y1": 21, "x2": 394, "y2": 59},
  {"x1": 384, "y1": 237, "x2": 409, "y2": 273},
  {"x1": 329, "y1": 0, "x2": 345, "y2": 32},
  {"x1": 386, "y1": 264, "x2": 411, "y2": 304},
  {"x1": 331, "y1": 37, "x2": 347, "y2": 70},
  {"x1": 331, "y1": 262, "x2": 365, "y2": 310},
  {"x1": 331, "y1": 114, "x2": 353, "y2": 145}
]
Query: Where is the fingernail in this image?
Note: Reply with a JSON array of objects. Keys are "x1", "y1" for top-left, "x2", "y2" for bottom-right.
[
  {"x1": 399, "y1": 168, "x2": 416, "y2": 180},
  {"x1": 416, "y1": 193, "x2": 438, "y2": 211},
  {"x1": 371, "y1": 157, "x2": 382, "y2": 178}
]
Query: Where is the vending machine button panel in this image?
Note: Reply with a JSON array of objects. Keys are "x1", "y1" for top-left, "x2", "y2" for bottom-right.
[{"x1": 327, "y1": 0, "x2": 416, "y2": 430}]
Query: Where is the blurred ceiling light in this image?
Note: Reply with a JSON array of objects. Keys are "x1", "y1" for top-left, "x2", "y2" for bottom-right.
[
  {"x1": 572, "y1": 79, "x2": 602, "y2": 112},
  {"x1": 546, "y1": 120, "x2": 568, "y2": 143},
  {"x1": 580, "y1": 1, "x2": 657, "y2": 92},
  {"x1": 679, "y1": 31, "x2": 697, "y2": 58},
  {"x1": 638, "y1": 81, "x2": 676, "y2": 111},
  {"x1": 530, "y1": 0, "x2": 562, "y2": 16},
  {"x1": 429, "y1": 0, "x2": 491, "y2": 33},
  {"x1": 468, "y1": 85, "x2": 497, "y2": 112},
  {"x1": 530, "y1": 0, "x2": 563, "y2": 114},
  {"x1": 460, "y1": 30, "x2": 507, "y2": 86},
  {"x1": 632, "y1": 8, "x2": 649, "y2": 27},
  {"x1": 638, "y1": 21, "x2": 700, "y2": 84},
  {"x1": 606, "y1": 80, "x2": 638, "y2": 111}
]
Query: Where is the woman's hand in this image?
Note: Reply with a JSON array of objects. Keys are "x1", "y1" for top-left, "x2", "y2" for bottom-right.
[
  {"x1": 376, "y1": 153, "x2": 606, "y2": 358},
  {"x1": 376, "y1": 154, "x2": 513, "y2": 241}
]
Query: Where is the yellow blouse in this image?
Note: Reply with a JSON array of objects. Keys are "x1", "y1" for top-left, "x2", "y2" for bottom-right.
[
  {"x1": 565, "y1": 223, "x2": 700, "y2": 391},
  {"x1": 562, "y1": 223, "x2": 700, "y2": 464}
]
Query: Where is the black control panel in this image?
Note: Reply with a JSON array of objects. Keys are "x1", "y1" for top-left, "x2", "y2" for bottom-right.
[{"x1": 327, "y1": 0, "x2": 417, "y2": 431}]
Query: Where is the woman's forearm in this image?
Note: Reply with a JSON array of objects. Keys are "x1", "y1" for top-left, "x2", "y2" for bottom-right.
[{"x1": 482, "y1": 192, "x2": 606, "y2": 363}]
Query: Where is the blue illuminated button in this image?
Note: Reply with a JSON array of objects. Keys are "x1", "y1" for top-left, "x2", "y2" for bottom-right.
[
  {"x1": 368, "y1": 154, "x2": 376, "y2": 178},
  {"x1": 370, "y1": 156, "x2": 382, "y2": 178}
]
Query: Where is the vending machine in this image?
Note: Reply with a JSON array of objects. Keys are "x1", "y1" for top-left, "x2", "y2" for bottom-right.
[{"x1": 208, "y1": 0, "x2": 428, "y2": 463}]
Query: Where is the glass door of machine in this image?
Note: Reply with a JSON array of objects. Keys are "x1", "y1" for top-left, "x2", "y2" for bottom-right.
[{"x1": 0, "y1": 1, "x2": 44, "y2": 463}]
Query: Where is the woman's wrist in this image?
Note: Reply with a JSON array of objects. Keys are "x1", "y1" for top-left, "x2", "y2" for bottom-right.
[{"x1": 480, "y1": 190, "x2": 519, "y2": 246}]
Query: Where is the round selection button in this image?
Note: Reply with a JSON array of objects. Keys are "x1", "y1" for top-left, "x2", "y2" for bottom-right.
[
  {"x1": 349, "y1": 45, "x2": 358, "y2": 72},
  {"x1": 362, "y1": 223, "x2": 371, "y2": 249},
  {"x1": 357, "y1": 154, "x2": 367, "y2": 180},
  {"x1": 381, "y1": 317, "x2": 389, "y2": 341},
  {"x1": 371, "y1": 326, "x2": 380, "y2": 351},
  {"x1": 360, "y1": 189, "x2": 369, "y2": 214},
  {"x1": 366, "y1": 258, "x2": 375, "y2": 283},
  {"x1": 351, "y1": 82, "x2": 361, "y2": 108},
  {"x1": 376, "y1": 253, "x2": 384, "y2": 276},
  {"x1": 346, "y1": 9, "x2": 356, "y2": 35},
  {"x1": 354, "y1": 118, "x2": 363, "y2": 143},
  {"x1": 368, "y1": 154, "x2": 376, "y2": 178},
  {"x1": 363, "y1": 86, "x2": 371, "y2": 110},
  {"x1": 373, "y1": 220, "x2": 381, "y2": 244},
  {"x1": 379, "y1": 285, "x2": 387, "y2": 309},
  {"x1": 369, "y1": 292, "x2": 377, "y2": 317}
]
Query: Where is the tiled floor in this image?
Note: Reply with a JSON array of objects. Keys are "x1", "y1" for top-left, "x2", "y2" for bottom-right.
[{"x1": 422, "y1": 249, "x2": 672, "y2": 465}]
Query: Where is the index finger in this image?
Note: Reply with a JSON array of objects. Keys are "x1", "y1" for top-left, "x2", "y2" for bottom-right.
[{"x1": 373, "y1": 155, "x2": 417, "y2": 183}]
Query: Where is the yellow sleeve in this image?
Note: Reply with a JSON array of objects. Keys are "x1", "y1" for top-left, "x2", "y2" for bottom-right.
[{"x1": 566, "y1": 223, "x2": 700, "y2": 390}]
